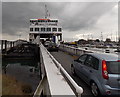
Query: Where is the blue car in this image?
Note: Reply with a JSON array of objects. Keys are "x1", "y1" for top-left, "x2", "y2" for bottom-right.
[{"x1": 71, "y1": 52, "x2": 120, "y2": 96}]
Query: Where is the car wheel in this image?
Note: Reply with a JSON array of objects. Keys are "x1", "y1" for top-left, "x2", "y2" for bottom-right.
[
  {"x1": 91, "y1": 82, "x2": 100, "y2": 97},
  {"x1": 71, "y1": 65, "x2": 76, "y2": 76}
]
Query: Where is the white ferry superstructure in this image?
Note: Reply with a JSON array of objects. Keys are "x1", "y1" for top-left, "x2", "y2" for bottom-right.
[{"x1": 29, "y1": 18, "x2": 62, "y2": 43}]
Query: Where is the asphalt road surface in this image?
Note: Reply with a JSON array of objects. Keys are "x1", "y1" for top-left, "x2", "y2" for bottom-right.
[{"x1": 50, "y1": 50, "x2": 93, "y2": 97}]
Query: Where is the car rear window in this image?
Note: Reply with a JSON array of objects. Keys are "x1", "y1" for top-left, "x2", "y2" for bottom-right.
[{"x1": 106, "y1": 61, "x2": 120, "y2": 74}]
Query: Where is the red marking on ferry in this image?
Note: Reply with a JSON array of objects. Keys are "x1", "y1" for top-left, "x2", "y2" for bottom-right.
[{"x1": 38, "y1": 19, "x2": 50, "y2": 20}]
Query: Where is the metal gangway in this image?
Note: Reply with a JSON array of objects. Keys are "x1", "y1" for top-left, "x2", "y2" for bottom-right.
[{"x1": 33, "y1": 36, "x2": 83, "y2": 97}]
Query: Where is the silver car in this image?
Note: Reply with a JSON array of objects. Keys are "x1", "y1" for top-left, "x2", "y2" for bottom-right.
[{"x1": 71, "y1": 52, "x2": 120, "y2": 96}]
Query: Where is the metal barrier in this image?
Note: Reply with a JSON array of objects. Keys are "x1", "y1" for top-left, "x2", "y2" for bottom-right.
[
  {"x1": 46, "y1": 48, "x2": 83, "y2": 96},
  {"x1": 59, "y1": 44, "x2": 93, "y2": 56},
  {"x1": 33, "y1": 43, "x2": 83, "y2": 97},
  {"x1": 33, "y1": 76, "x2": 47, "y2": 97}
]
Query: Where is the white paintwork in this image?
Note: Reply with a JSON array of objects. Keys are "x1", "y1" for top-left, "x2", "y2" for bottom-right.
[
  {"x1": 29, "y1": 31, "x2": 62, "y2": 34},
  {"x1": 40, "y1": 44, "x2": 76, "y2": 95},
  {"x1": 47, "y1": 49, "x2": 83, "y2": 95},
  {"x1": 34, "y1": 36, "x2": 40, "y2": 44},
  {"x1": 29, "y1": 18, "x2": 62, "y2": 42}
]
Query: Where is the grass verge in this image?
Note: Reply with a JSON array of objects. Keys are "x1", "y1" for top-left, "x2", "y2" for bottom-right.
[{"x1": 2, "y1": 74, "x2": 33, "y2": 96}]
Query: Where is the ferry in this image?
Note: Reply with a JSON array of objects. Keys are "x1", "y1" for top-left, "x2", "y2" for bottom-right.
[{"x1": 29, "y1": 6, "x2": 62, "y2": 44}]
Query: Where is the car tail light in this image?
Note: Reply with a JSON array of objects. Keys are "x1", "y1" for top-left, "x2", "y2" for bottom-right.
[
  {"x1": 102, "y1": 60, "x2": 109, "y2": 80},
  {"x1": 117, "y1": 60, "x2": 120, "y2": 62}
]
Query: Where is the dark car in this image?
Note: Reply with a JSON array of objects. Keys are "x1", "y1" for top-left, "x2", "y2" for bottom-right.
[{"x1": 47, "y1": 42, "x2": 59, "y2": 52}]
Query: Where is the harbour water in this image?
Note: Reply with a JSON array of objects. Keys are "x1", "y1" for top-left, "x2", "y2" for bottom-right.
[{"x1": 2, "y1": 58, "x2": 41, "y2": 92}]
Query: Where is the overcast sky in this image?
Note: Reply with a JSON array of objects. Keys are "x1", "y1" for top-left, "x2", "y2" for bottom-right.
[{"x1": 2, "y1": 1, "x2": 118, "y2": 41}]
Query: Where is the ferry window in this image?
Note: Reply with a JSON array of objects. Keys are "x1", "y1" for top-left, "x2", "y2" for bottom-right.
[
  {"x1": 30, "y1": 28, "x2": 33, "y2": 31},
  {"x1": 47, "y1": 28, "x2": 51, "y2": 32},
  {"x1": 39, "y1": 28, "x2": 41, "y2": 31},
  {"x1": 41, "y1": 28, "x2": 45, "y2": 32},
  {"x1": 58, "y1": 28, "x2": 62, "y2": 32},
  {"x1": 35, "y1": 28, "x2": 39, "y2": 31},
  {"x1": 52, "y1": 28, "x2": 57, "y2": 32}
]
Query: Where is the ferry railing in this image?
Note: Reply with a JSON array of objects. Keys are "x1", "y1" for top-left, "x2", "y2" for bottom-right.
[
  {"x1": 33, "y1": 43, "x2": 83, "y2": 97},
  {"x1": 59, "y1": 44, "x2": 93, "y2": 56},
  {"x1": 46, "y1": 47, "x2": 83, "y2": 96}
]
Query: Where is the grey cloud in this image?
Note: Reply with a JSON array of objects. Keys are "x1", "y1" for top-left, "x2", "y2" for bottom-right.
[
  {"x1": 59, "y1": 2, "x2": 116, "y2": 32},
  {"x1": 2, "y1": 2, "x2": 116, "y2": 37}
]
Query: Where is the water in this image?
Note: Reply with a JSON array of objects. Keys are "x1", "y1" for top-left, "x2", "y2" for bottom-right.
[{"x1": 2, "y1": 58, "x2": 41, "y2": 92}]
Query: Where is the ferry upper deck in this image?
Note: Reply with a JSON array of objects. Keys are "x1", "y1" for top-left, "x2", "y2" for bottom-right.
[{"x1": 29, "y1": 18, "x2": 62, "y2": 42}]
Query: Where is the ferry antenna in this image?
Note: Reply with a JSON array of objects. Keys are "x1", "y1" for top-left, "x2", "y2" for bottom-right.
[
  {"x1": 101, "y1": 32, "x2": 103, "y2": 41},
  {"x1": 45, "y1": 5, "x2": 47, "y2": 19},
  {"x1": 45, "y1": 5, "x2": 50, "y2": 19}
]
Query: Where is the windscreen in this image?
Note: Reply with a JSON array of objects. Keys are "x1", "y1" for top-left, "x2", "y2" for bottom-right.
[{"x1": 107, "y1": 61, "x2": 120, "y2": 74}]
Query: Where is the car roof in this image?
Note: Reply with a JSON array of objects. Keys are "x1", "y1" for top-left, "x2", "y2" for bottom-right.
[{"x1": 86, "y1": 52, "x2": 119, "y2": 61}]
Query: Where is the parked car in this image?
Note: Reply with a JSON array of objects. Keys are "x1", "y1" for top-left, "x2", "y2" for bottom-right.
[
  {"x1": 71, "y1": 52, "x2": 120, "y2": 96},
  {"x1": 44, "y1": 41, "x2": 50, "y2": 47},
  {"x1": 47, "y1": 42, "x2": 59, "y2": 52}
]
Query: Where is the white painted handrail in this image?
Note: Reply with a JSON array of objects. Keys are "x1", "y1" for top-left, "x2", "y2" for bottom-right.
[
  {"x1": 45, "y1": 45, "x2": 83, "y2": 96},
  {"x1": 33, "y1": 41, "x2": 83, "y2": 96},
  {"x1": 40, "y1": 44, "x2": 75, "y2": 96},
  {"x1": 33, "y1": 76, "x2": 47, "y2": 97}
]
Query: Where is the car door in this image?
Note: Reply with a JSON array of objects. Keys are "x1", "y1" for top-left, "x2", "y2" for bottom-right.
[
  {"x1": 83, "y1": 55, "x2": 99, "y2": 84},
  {"x1": 74, "y1": 54, "x2": 88, "y2": 79}
]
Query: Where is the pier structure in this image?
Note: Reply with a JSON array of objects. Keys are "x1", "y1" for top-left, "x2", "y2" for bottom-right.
[{"x1": 1, "y1": 40, "x2": 15, "y2": 53}]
